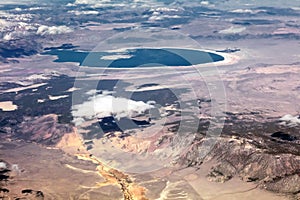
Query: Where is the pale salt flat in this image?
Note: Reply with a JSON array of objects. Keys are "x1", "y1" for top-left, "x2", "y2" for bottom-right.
[
  {"x1": 1, "y1": 83, "x2": 47, "y2": 93},
  {"x1": 0, "y1": 101, "x2": 18, "y2": 111}
]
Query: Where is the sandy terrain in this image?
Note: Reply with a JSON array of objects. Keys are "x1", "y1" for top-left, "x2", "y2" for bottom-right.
[
  {"x1": 178, "y1": 163, "x2": 289, "y2": 200},
  {"x1": 0, "y1": 141, "x2": 123, "y2": 200}
]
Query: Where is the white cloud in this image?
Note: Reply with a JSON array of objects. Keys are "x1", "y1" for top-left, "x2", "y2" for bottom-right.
[
  {"x1": 150, "y1": 7, "x2": 179, "y2": 12},
  {"x1": 3, "y1": 33, "x2": 13, "y2": 41},
  {"x1": 0, "y1": 0, "x2": 37, "y2": 5},
  {"x1": 73, "y1": 0, "x2": 162, "y2": 9},
  {"x1": 74, "y1": 0, "x2": 101, "y2": 4},
  {"x1": 0, "y1": 162, "x2": 7, "y2": 169},
  {"x1": 148, "y1": 6, "x2": 182, "y2": 22},
  {"x1": 219, "y1": 26, "x2": 246, "y2": 34},
  {"x1": 72, "y1": 94, "x2": 154, "y2": 125},
  {"x1": 11, "y1": 164, "x2": 21, "y2": 174},
  {"x1": 85, "y1": 89, "x2": 113, "y2": 95},
  {"x1": 28, "y1": 7, "x2": 44, "y2": 11},
  {"x1": 36, "y1": 25, "x2": 73, "y2": 36},
  {"x1": 200, "y1": 1, "x2": 209, "y2": 5},
  {"x1": 1, "y1": 21, "x2": 34, "y2": 41},
  {"x1": 149, "y1": 14, "x2": 181, "y2": 21},
  {"x1": 0, "y1": 18, "x2": 11, "y2": 31},
  {"x1": 230, "y1": 9, "x2": 266, "y2": 14},
  {"x1": 85, "y1": 89, "x2": 98, "y2": 96},
  {"x1": 149, "y1": 15, "x2": 163, "y2": 21},
  {"x1": 6, "y1": 13, "x2": 34, "y2": 22},
  {"x1": 291, "y1": 7, "x2": 300, "y2": 11},
  {"x1": 231, "y1": 9, "x2": 254, "y2": 13},
  {"x1": 68, "y1": 10, "x2": 99, "y2": 15},
  {"x1": 74, "y1": 0, "x2": 125, "y2": 8},
  {"x1": 279, "y1": 114, "x2": 300, "y2": 127}
]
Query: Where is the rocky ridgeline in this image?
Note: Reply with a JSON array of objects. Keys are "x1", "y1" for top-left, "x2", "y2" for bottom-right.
[
  {"x1": 17, "y1": 114, "x2": 73, "y2": 146},
  {"x1": 178, "y1": 118, "x2": 300, "y2": 199}
]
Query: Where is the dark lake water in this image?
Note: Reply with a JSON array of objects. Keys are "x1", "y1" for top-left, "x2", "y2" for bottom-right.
[{"x1": 42, "y1": 48, "x2": 224, "y2": 68}]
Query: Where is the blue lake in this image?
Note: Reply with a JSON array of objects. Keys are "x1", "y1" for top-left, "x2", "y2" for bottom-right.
[{"x1": 42, "y1": 48, "x2": 224, "y2": 68}]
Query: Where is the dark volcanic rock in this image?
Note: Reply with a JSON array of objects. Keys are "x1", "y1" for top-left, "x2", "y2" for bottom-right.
[
  {"x1": 98, "y1": 117, "x2": 151, "y2": 133},
  {"x1": 0, "y1": 174, "x2": 9, "y2": 181},
  {"x1": 44, "y1": 43, "x2": 78, "y2": 51},
  {"x1": 264, "y1": 174, "x2": 300, "y2": 194},
  {"x1": 0, "y1": 39, "x2": 42, "y2": 59},
  {"x1": 131, "y1": 88, "x2": 180, "y2": 106},
  {"x1": 21, "y1": 189, "x2": 44, "y2": 198},
  {"x1": 271, "y1": 131, "x2": 297, "y2": 141},
  {"x1": 0, "y1": 188, "x2": 9, "y2": 193},
  {"x1": 22, "y1": 189, "x2": 34, "y2": 194}
]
